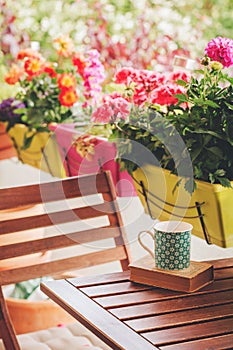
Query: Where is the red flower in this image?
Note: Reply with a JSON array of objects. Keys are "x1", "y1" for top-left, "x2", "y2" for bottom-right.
[
  {"x1": 59, "y1": 89, "x2": 78, "y2": 107},
  {"x1": 4, "y1": 64, "x2": 24, "y2": 85},
  {"x1": 151, "y1": 83, "x2": 185, "y2": 106},
  {"x1": 58, "y1": 73, "x2": 77, "y2": 90},
  {"x1": 43, "y1": 62, "x2": 57, "y2": 78},
  {"x1": 114, "y1": 67, "x2": 137, "y2": 85},
  {"x1": 72, "y1": 53, "x2": 87, "y2": 78},
  {"x1": 134, "y1": 70, "x2": 166, "y2": 92},
  {"x1": 133, "y1": 87, "x2": 148, "y2": 106},
  {"x1": 169, "y1": 71, "x2": 190, "y2": 83}
]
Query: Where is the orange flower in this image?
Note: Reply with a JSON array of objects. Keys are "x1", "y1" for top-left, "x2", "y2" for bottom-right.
[
  {"x1": 59, "y1": 89, "x2": 78, "y2": 107},
  {"x1": 24, "y1": 57, "x2": 44, "y2": 77},
  {"x1": 4, "y1": 64, "x2": 24, "y2": 85},
  {"x1": 53, "y1": 35, "x2": 74, "y2": 58},
  {"x1": 17, "y1": 48, "x2": 43, "y2": 60},
  {"x1": 58, "y1": 73, "x2": 76, "y2": 90}
]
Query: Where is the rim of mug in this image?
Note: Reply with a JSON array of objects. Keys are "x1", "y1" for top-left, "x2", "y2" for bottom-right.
[{"x1": 154, "y1": 220, "x2": 193, "y2": 234}]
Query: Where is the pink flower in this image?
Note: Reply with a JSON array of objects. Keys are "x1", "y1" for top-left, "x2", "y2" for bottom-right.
[
  {"x1": 205, "y1": 37, "x2": 233, "y2": 68},
  {"x1": 111, "y1": 97, "x2": 130, "y2": 119},
  {"x1": 103, "y1": 92, "x2": 124, "y2": 102},
  {"x1": 79, "y1": 49, "x2": 105, "y2": 105},
  {"x1": 92, "y1": 103, "x2": 114, "y2": 123},
  {"x1": 91, "y1": 97, "x2": 130, "y2": 123}
]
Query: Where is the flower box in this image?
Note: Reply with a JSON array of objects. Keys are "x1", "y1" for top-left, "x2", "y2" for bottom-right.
[
  {"x1": 51, "y1": 123, "x2": 137, "y2": 197},
  {"x1": 8, "y1": 124, "x2": 66, "y2": 178},
  {"x1": 133, "y1": 164, "x2": 233, "y2": 248}
]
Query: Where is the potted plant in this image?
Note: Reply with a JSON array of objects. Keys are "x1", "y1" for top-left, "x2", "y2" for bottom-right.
[
  {"x1": 1, "y1": 34, "x2": 105, "y2": 176},
  {"x1": 90, "y1": 36, "x2": 233, "y2": 248},
  {"x1": 3, "y1": 278, "x2": 74, "y2": 334}
]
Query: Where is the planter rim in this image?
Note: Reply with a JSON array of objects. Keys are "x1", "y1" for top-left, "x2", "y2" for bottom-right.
[
  {"x1": 6, "y1": 297, "x2": 51, "y2": 307},
  {"x1": 141, "y1": 163, "x2": 233, "y2": 193}
]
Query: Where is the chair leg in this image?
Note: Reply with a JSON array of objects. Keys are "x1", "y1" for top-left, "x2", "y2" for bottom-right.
[{"x1": 0, "y1": 287, "x2": 20, "y2": 350}]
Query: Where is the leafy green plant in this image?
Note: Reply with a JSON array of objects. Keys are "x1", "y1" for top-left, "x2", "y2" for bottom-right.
[
  {"x1": 167, "y1": 58, "x2": 233, "y2": 187},
  {"x1": 10, "y1": 278, "x2": 49, "y2": 300}
]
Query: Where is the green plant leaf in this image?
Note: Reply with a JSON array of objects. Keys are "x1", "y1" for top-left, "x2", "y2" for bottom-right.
[{"x1": 21, "y1": 134, "x2": 35, "y2": 150}]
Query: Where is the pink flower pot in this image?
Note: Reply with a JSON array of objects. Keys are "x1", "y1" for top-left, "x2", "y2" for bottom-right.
[{"x1": 50, "y1": 123, "x2": 136, "y2": 197}]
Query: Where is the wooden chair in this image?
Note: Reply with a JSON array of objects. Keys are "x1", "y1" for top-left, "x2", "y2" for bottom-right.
[{"x1": 0, "y1": 170, "x2": 131, "y2": 350}]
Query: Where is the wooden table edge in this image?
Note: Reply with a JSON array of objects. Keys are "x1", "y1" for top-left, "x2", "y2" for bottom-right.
[{"x1": 41, "y1": 279, "x2": 157, "y2": 350}]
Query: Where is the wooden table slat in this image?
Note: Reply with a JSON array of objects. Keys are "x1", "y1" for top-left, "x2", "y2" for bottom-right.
[
  {"x1": 207, "y1": 258, "x2": 233, "y2": 269},
  {"x1": 214, "y1": 267, "x2": 233, "y2": 280},
  {"x1": 142, "y1": 317, "x2": 233, "y2": 346},
  {"x1": 110, "y1": 289, "x2": 233, "y2": 320},
  {"x1": 68, "y1": 271, "x2": 129, "y2": 288},
  {"x1": 94, "y1": 278, "x2": 233, "y2": 309},
  {"x1": 94, "y1": 288, "x2": 179, "y2": 308},
  {"x1": 80, "y1": 281, "x2": 152, "y2": 297},
  {"x1": 125, "y1": 303, "x2": 233, "y2": 332},
  {"x1": 160, "y1": 333, "x2": 233, "y2": 350}
]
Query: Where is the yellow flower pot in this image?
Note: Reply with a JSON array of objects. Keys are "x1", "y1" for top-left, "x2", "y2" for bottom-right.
[
  {"x1": 8, "y1": 124, "x2": 66, "y2": 178},
  {"x1": 133, "y1": 164, "x2": 233, "y2": 248}
]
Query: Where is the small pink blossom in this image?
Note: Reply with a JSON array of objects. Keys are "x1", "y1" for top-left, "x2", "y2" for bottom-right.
[
  {"x1": 91, "y1": 97, "x2": 130, "y2": 123},
  {"x1": 81, "y1": 49, "x2": 105, "y2": 105},
  {"x1": 205, "y1": 37, "x2": 233, "y2": 68},
  {"x1": 92, "y1": 103, "x2": 114, "y2": 123},
  {"x1": 103, "y1": 92, "x2": 125, "y2": 103},
  {"x1": 111, "y1": 97, "x2": 130, "y2": 118}
]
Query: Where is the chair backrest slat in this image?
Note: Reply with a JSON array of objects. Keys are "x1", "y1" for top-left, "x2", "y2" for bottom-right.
[
  {"x1": 0, "y1": 226, "x2": 121, "y2": 261},
  {"x1": 0, "y1": 246, "x2": 127, "y2": 286},
  {"x1": 0, "y1": 202, "x2": 116, "y2": 235},
  {"x1": 0, "y1": 173, "x2": 110, "y2": 210}
]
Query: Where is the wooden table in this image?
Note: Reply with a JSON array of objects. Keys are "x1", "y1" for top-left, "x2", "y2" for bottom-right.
[{"x1": 41, "y1": 258, "x2": 233, "y2": 350}]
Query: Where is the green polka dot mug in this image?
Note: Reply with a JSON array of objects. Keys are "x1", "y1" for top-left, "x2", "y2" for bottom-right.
[{"x1": 138, "y1": 221, "x2": 193, "y2": 270}]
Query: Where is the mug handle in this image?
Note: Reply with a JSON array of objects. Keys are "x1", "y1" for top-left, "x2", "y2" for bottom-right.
[{"x1": 138, "y1": 230, "x2": 155, "y2": 259}]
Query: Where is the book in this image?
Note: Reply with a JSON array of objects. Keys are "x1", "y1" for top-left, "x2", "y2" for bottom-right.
[{"x1": 129, "y1": 255, "x2": 214, "y2": 293}]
